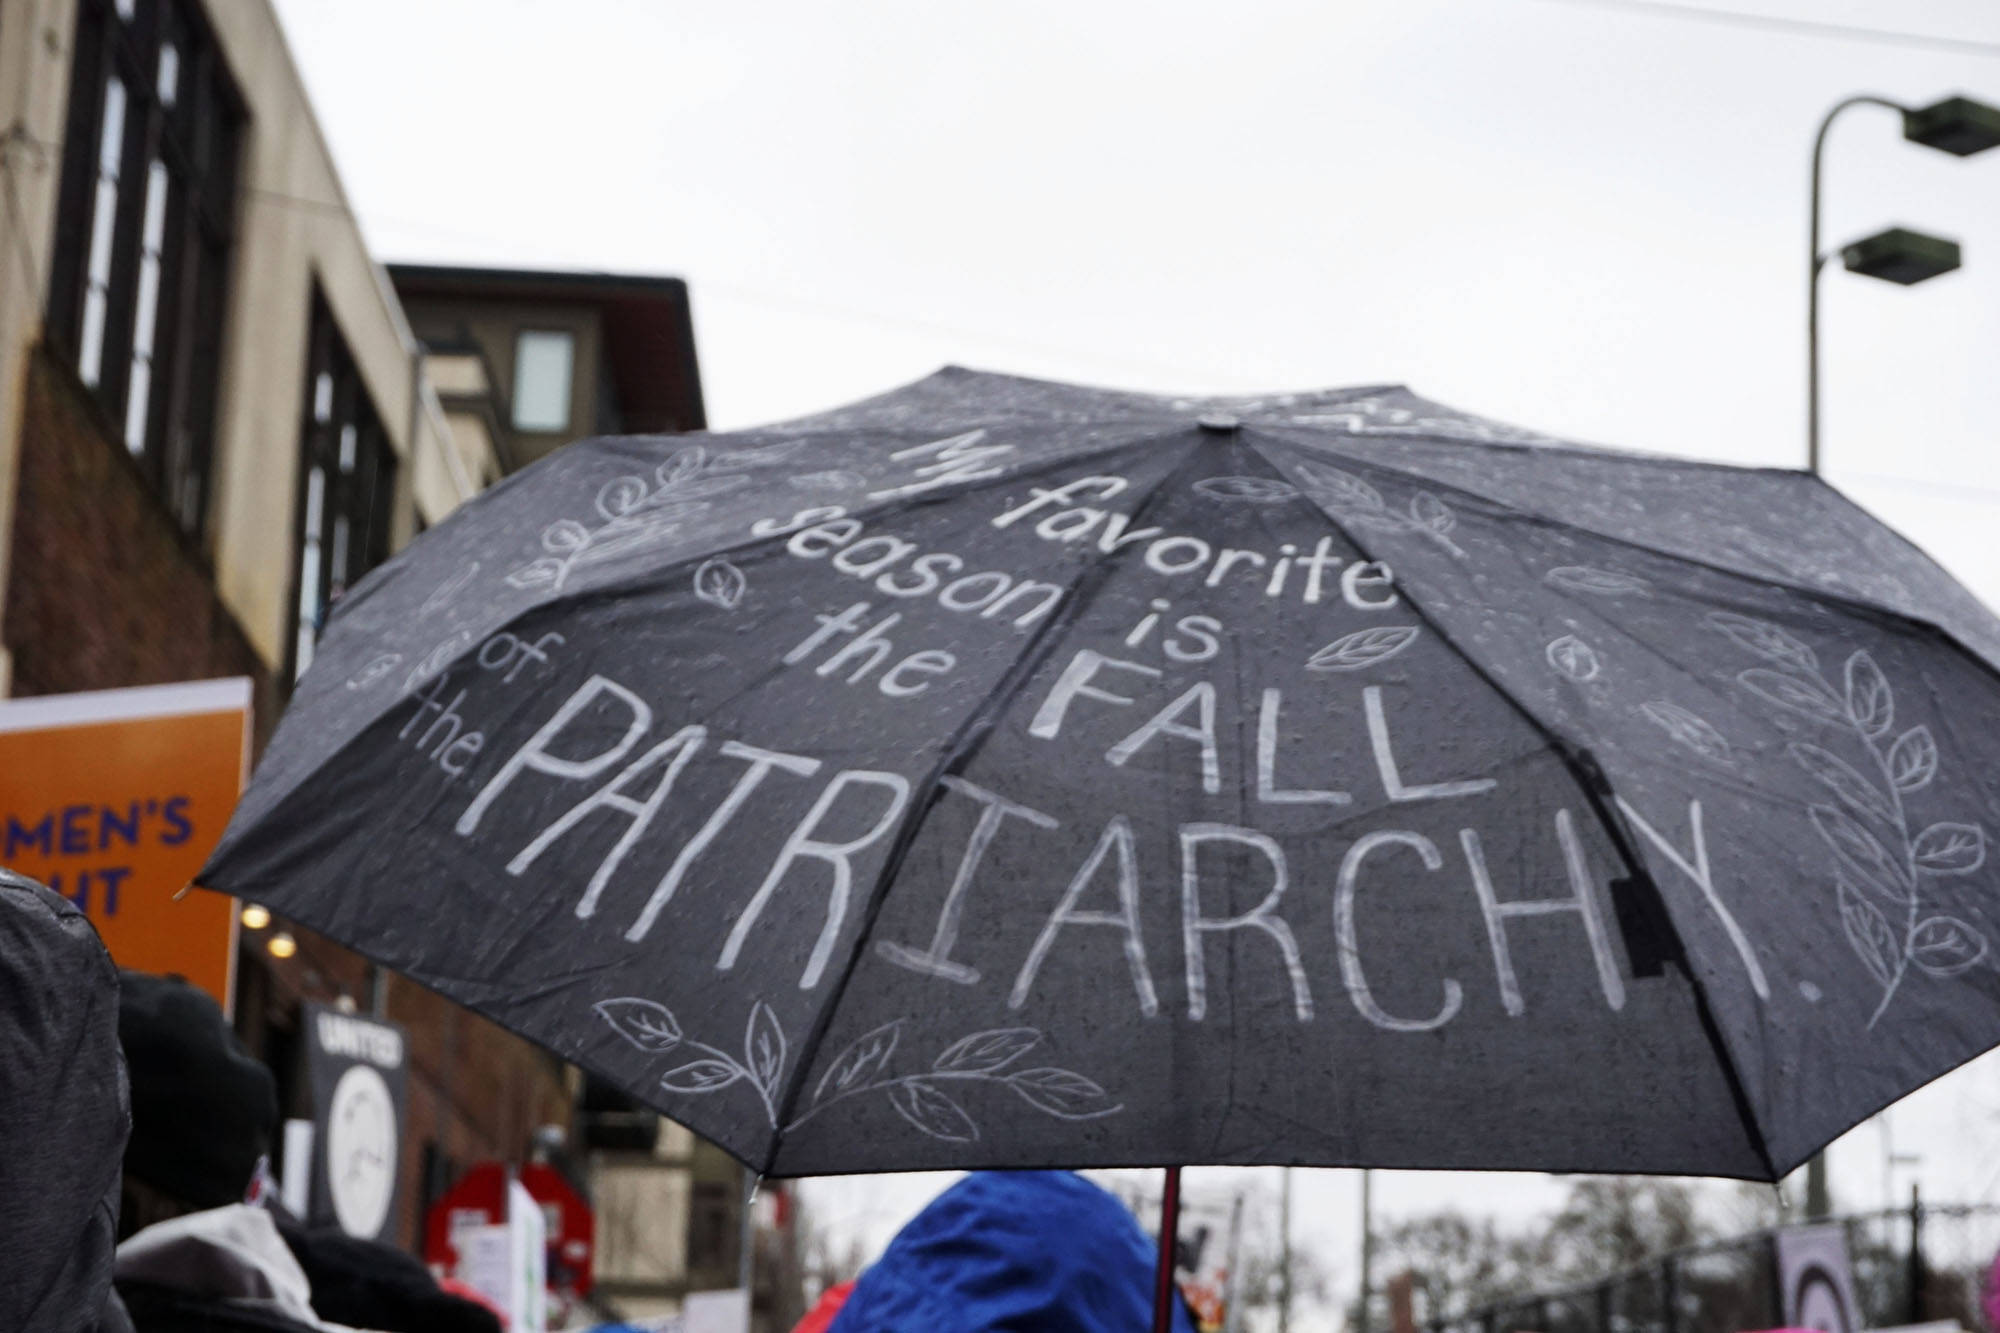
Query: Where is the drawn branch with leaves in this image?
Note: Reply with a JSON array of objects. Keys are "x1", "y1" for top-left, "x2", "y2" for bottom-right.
[
  {"x1": 507, "y1": 443, "x2": 784, "y2": 594},
  {"x1": 1710, "y1": 611, "x2": 1989, "y2": 1025},
  {"x1": 1291, "y1": 462, "x2": 1466, "y2": 558},
  {"x1": 1283, "y1": 397, "x2": 1559, "y2": 446},
  {"x1": 594, "y1": 999, "x2": 1121, "y2": 1144}
]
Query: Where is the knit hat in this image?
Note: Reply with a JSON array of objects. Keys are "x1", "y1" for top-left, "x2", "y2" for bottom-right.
[{"x1": 119, "y1": 970, "x2": 278, "y2": 1208}]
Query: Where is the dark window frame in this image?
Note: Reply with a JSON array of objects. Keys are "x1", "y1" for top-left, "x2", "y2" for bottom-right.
[
  {"x1": 47, "y1": 0, "x2": 244, "y2": 539},
  {"x1": 287, "y1": 288, "x2": 397, "y2": 683}
]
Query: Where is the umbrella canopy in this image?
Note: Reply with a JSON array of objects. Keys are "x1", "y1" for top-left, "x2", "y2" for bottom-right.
[{"x1": 201, "y1": 368, "x2": 2000, "y2": 1181}]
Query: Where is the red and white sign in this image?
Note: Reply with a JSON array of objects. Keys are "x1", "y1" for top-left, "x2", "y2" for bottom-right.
[{"x1": 425, "y1": 1161, "x2": 595, "y2": 1300}]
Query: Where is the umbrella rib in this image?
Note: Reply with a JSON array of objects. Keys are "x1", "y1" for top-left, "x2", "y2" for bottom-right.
[
  {"x1": 1248, "y1": 431, "x2": 1785, "y2": 1181},
  {"x1": 758, "y1": 431, "x2": 1215, "y2": 1174},
  {"x1": 1258, "y1": 426, "x2": 2000, "y2": 681}
]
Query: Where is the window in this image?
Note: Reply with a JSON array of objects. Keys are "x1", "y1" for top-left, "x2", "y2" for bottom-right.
[
  {"x1": 48, "y1": 0, "x2": 243, "y2": 536},
  {"x1": 292, "y1": 293, "x2": 397, "y2": 679},
  {"x1": 687, "y1": 1179, "x2": 737, "y2": 1272},
  {"x1": 511, "y1": 329, "x2": 574, "y2": 432}
]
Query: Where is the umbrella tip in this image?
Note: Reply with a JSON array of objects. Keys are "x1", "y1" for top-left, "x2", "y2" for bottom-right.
[{"x1": 1196, "y1": 413, "x2": 1240, "y2": 434}]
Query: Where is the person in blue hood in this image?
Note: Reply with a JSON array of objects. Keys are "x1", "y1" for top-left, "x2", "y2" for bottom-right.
[{"x1": 828, "y1": 1171, "x2": 1197, "y2": 1333}]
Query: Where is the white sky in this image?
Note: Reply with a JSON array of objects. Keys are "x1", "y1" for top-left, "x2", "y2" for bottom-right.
[{"x1": 268, "y1": 0, "x2": 2000, "y2": 1324}]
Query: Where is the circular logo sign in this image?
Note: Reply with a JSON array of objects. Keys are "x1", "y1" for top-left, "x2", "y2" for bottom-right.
[{"x1": 325, "y1": 1063, "x2": 397, "y2": 1238}]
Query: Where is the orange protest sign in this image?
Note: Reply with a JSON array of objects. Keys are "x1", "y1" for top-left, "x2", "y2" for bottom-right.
[{"x1": 0, "y1": 679, "x2": 251, "y2": 1014}]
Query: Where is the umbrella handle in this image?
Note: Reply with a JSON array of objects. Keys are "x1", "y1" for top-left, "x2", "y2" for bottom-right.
[{"x1": 1154, "y1": 1164, "x2": 1182, "y2": 1333}]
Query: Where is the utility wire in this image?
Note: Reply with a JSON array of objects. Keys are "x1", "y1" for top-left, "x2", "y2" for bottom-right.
[
  {"x1": 16, "y1": 88, "x2": 2000, "y2": 507},
  {"x1": 1524, "y1": 0, "x2": 2000, "y2": 59}
]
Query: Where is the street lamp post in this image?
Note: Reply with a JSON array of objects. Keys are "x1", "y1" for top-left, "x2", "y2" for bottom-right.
[{"x1": 1807, "y1": 94, "x2": 2000, "y2": 473}]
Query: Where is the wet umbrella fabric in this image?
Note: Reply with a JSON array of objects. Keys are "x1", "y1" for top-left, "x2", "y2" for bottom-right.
[{"x1": 201, "y1": 368, "x2": 2000, "y2": 1181}]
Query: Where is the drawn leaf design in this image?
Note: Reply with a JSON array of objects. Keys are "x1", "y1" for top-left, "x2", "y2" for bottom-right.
[
  {"x1": 1888, "y1": 726, "x2": 1938, "y2": 793},
  {"x1": 1409, "y1": 492, "x2": 1456, "y2": 535},
  {"x1": 419, "y1": 562, "x2": 481, "y2": 615},
  {"x1": 1308, "y1": 626, "x2": 1420, "y2": 672},
  {"x1": 656, "y1": 445, "x2": 707, "y2": 488},
  {"x1": 745, "y1": 1001, "x2": 787, "y2": 1095},
  {"x1": 1910, "y1": 917, "x2": 1989, "y2": 977},
  {"x1": 1345, "y1": 511, "x2": 1418, "y2": 535},
  {"x1": 593, "y1": 998, "x2": 683, "y2": 1053},
  {"x1": 694, "y1": 558, "x2": 747, "y2": 610},
  {"x1": 596, "y1": 475, "x2": 651, "y2": 520},
  {"x1": 1294, "y1": 462, "x2": 1385, "y2": 511},
  {"x1": 932, "y1": 1028, "x2": 1040, "y2": 1075},
  {"x1": 1704, "y1": 611, "x2": 1819, "y2": 674},
  {"x1": 1546, "y1": 635, "x2": 1602, "y2": 683},
  {"x1": 790, "y1": 470, "x2": 867, "y2": 489},
  {"x1": 711, "y1": 439, "x2": 801, "y2": 470},
  {"x1": 1912, "y1": 822, "x2": 1985, "y2": 875},
  {"x1": 404, "y1": 633, "x2": 470, "y2": 690},
  {"x1": 583, "y1": 514, "x2": 699, "y2": 566},
  {"x1": 542, "y1": 519, "x2": 591, "y2": 555},
  {"x1": 1193, "y1": 476, "x2": 1299, "y2": 504},
  {"x1": 651, "y1": 473, "x2": 751, "y2": 504},
  {"x1": 505, "y1": 557, "x2": 565, "y2": 592},
  {"x1": 1838, "y1": 880, "x2": 1901, "y2": 987},
  {"x1": 886, "y1": 1079, "x2": 979, "y2": 1142},
  {"x1": 346, "y1": 653, "x2": 404, "y2": 690},
  {"x1": 1007, "y1": 1067, "x2": 1119, "y2": 1119},
  {"x1": 660, "y1": 1059, "x2": 741, "y2": 1094},
  {"x1": 1738, "y1": 668, "x2": 1846, "y2": 725},
  {"x1": 1845, "y1": 652, "x2": 1894, "y2": 737},
  {"x1": 813, "y1": 1021, "x2": 902, "y2": 1105},
  {"x1": 1545, "y1": 566, "x2": 1650, "y2": 597},
  {"x1": 1812, "y1": 804, "x2": 1913, "y2": 896},
  {"x1": 1640, "y1": 701, "x2": 1732, "y2": 765},
  {"x1": 1788, "y1": 743, "x2": 1896, "y2": 824}
]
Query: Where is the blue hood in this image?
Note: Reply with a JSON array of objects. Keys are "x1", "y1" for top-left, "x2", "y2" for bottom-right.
[{"x1": 829, "y1": 1172, "x2": 1196, "y2": 1333}]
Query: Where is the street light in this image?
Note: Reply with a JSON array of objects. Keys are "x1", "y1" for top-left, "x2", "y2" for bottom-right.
[{"x1": 1807, "y1": 93, "x2": 2000, "y2": 473}]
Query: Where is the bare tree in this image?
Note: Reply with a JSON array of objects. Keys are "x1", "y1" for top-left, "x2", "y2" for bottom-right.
[
  {"x1": 1363, "y1": 1210, "x2": 1539, "y2": 1327},
  {"x1": 1535, "y1": 1178, "x2": 1707, "y2": 1282}
]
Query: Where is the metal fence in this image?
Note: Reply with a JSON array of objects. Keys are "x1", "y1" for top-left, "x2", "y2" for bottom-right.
[{"x1": 1430, "y1": 1201, "x2": 2000, "y2": 1333}]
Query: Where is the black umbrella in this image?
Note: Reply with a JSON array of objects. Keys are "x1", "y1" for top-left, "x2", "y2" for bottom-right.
[{"x1": 201, "y1": 367, "x2": 2000, "y2": 1263}]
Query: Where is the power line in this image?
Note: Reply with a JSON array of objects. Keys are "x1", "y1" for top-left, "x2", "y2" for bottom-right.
[{"x1": 1524, "y1": 0, "x2": 2000, "y2": 58}]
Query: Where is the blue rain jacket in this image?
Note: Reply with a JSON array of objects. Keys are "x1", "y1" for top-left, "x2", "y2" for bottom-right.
[{"x1": 829, "y1": 1171, "x2": 1197, "y2": 1333}]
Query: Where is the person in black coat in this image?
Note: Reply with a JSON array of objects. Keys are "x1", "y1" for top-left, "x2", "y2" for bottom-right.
[{"x1": 0, "y1": 868, "x2": 131, "y2": 1333}]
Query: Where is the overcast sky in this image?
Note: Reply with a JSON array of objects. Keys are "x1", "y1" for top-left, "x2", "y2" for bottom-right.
[{"x1": 269, "y1": 0, "x2": 2000, "y2": 1322}]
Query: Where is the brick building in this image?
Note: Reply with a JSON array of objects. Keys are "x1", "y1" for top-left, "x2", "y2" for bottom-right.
[{"x1": 0, "y1": 0, "x2": 707, "y2": 1280}]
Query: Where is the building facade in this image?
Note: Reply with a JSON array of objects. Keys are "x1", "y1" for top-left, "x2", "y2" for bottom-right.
[
  {"x1": 0, "y1": 0, "x2": 554, "y2": 1261},
  {"x1": 0, "y1": 0, "x2": 755, "y2": 1317},
  {"x1": 389, "y1": 261, "x2": 707, "y2": 470}
]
